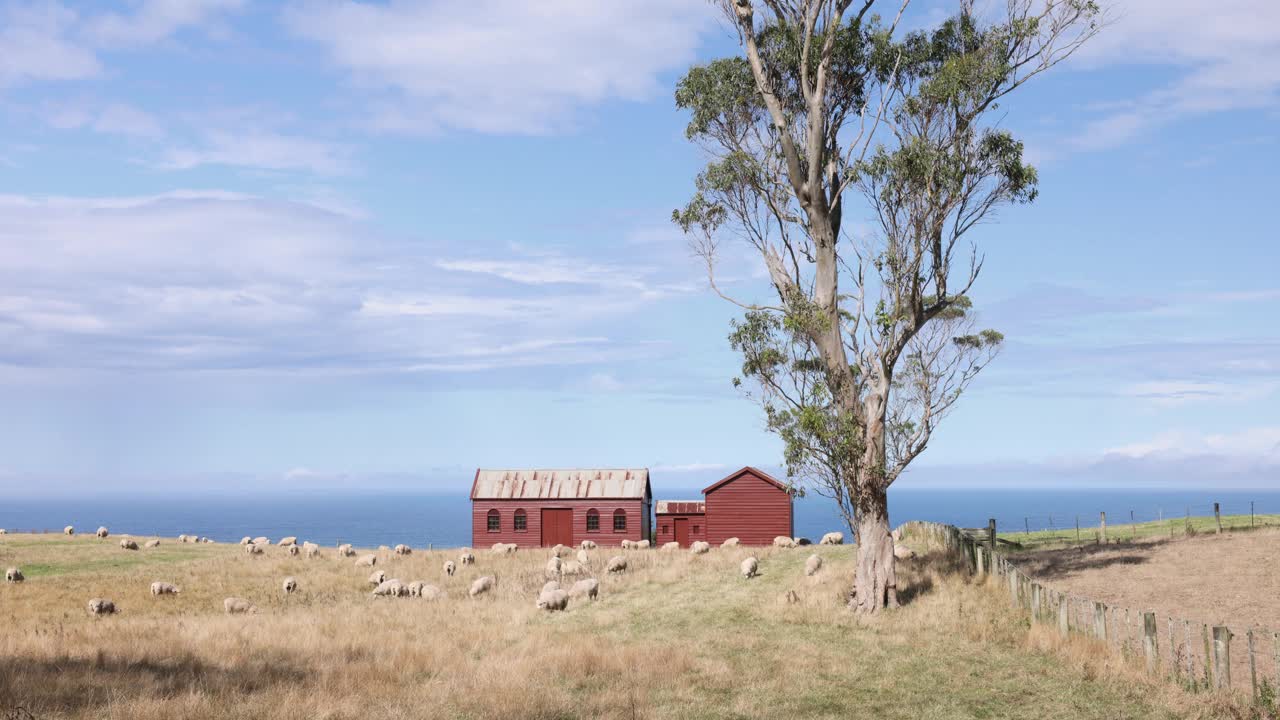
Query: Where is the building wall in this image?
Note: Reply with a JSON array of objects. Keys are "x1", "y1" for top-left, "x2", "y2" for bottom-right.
[
  {"x1": 704, "y1": 470, "x2": 793, "y2": 545},
  {"x1": 471, "y1": 499, "x2": 648, "y2": 549},
  {"x1": 654, "y1": 513, "x2": 707, "y2": 546}
]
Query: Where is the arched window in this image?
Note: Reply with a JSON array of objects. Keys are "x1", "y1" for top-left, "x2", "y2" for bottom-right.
[
  {"x1": 514, "y1": 509, "x2": 527, "y2": 532},
  {"x1": 487, "y1": 509, "x2": 500, "y2": 532},
  {"x1": 613, "y1": 509, "x2": 627, "y2": 532},
  {"x1": 586, "y1": 509, "x2": 600, "y2": 532}
]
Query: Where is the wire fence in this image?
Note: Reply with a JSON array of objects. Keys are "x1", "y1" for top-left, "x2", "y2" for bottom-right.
[{"x1": 899, "y1": 519, "x2": 1280, "y2": 709}]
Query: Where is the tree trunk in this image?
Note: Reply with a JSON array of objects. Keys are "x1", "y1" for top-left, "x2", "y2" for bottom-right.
[{"x1": 851, "y1": 483, "x2": 897, "y2": 613}]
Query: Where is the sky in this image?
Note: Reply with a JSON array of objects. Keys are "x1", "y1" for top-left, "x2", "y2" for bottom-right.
[{"x1": 0, "y1": 0, "x2": 1278, "y2": 496}]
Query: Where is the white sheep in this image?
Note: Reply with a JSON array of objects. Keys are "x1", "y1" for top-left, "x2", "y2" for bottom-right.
[
  {"x1": 805, "y1": 554, "x2": 823, "y2": 576},
  {"x1": 64, "y1": 525, "x2": 74, "y2": 535},
  {"x1": 550, "y1": 544, "x2": 570, "y2": 558},
  {"x1": 282, "y1": 576, "x2": 298, "y2": 595},
  {"x1": 277, "y1": 536, "x2": 297, "y2": 547},
  {"x1": 419, "y1": 584, "x2": 446, "y2": 601},
  {"x1": 536, "y1": 588, "x2": 569, "y2": 611},
  {"x1": 178, "y1": 534, "x2": 189, "y2": 543},
  {"x1": 772, "y1": 536, "x2": 797, "y2": 549},
  {"x1": 568, "y1": 578, "x2": 599, "y2": 601},
  {"x1": 579, "y1": 540, "x2": 597, "y2": 550},
  {"x1": 443, "y1": 560, "x2": 456, "y2": 577},
  {"x1": 144, "y1": 539, "x2": 161, "y2": 548},
  {"x1": 287, "y1": 545, "x2": 300, "y2": 557},
  {"x1": 367, "y1": 570, "x2": 387, "y2": 586},
  {"x1": 355, "y1": 554, "x2": 378, "y2": 567},
  {"x1": 490, "y1": 542, "x2": 517, "y2": 555},
  {"x1": 245, "y1": 543, "x2": 264, "y2": 555},
  {"x1": 606, "y1": 556, "x2": 627, "y2": 574},
  {"x1": 541, "y1": 580, "x2": 560, "y2": 595},
  {"x1": 407, "y1": 581, "x2": 425, "y2": 597},
  {"x1": 544, "y1": 556, "x2": 562, "y2": 578},
  {"x1": 96, "y1": 526, "x2": 109, "y2": 538},
  {"x1": 371, "y1": 579, "x2": 407, "y2": 597},
  {"x1": 690, "y1": 541, "x2": 711, "y2": 555},
  {"x1": 224, "y1": 597, "x2": 256, "y2": 614},
  {"x1": 561, "y1": 560, "x2": 583, "y2": 576},
  {"x1": 633, "y1": 539, "x2": 650, "y2": 549},
  {"x1": 5, "y1": 567, "x2": 24, "y2": 583},
  {"x1": 393, "y1": 544, "x2": 412, "y2": 556},
  {"x1": 0, "y1": 529, "x2": 6, "y2": 534},
  {"x1": 302, "y1": 541, "x2": 319, "y2": 552},
  {"x1": 86, "y1": 598, "x2": 116, "y2": 615},
  {"x1": 199, "y1": 537, "x2": 214, "y2": 544},
  {"x1": 151, "y1": 581, "x2": 180, "y2": 596},
  {"x1": 820, "y1": 531, "x2": 844, "y2": 545},
  {"x1": 240, "y1": 536, "x2": 252, "y2": 545},
  {"x1": 252, "y1": 536, "x2": 269, "y2": 546},
  {"x1": 721, "y1": 537, "x2": 740, "y2": 548},
  {"x1": 619, "y1": 539, "x2": 633, "y2": 550},
  {"x1": 305, "y1": 545, "x2": 321, "y2": 559},
  {"x1": 661, "y1": 541, "x2": 680, "y2": 551},
  {"x1": 469, "y1": 576, "x2": 495, "y2": 598},
  {"x1": 338, "y1": 543, "x2": 355, "y2": 557},
  {"x1": 576, "y1": 549, "x2": 590, "y2": 565},
  {"x1": 740, "y1": 556, "x2": 759, "y2": 579},
  {"x1": 119, "y1": 538, "x2": 138, "y2": 551},
  {"x1": 460, "y1": 550, "x2": 475, "y2": 565}
]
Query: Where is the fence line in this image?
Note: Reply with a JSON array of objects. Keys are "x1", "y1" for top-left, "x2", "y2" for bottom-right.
[{"x1": 896, "y1": 519, "x2": 1277, "y2": 706}]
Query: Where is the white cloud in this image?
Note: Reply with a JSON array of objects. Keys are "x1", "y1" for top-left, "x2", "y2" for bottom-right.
[
  {"x1": 159, "y1": 130, "x2": 351, "y2": 175},
  {"x1": 0, "y1": 2, "x2": 101, "y2": 86},
  {"x1": 86, "y1": 0, "x2": 244, "y2": 46},
  {"x1": 651, "y1": 462, "x2": 730, "y2": 473},
  {"x1": 1105, "y1": 427, "x2": 1280, "y2": 461},
  {"x1": 283, "y1": 0, "x2": 717, "y2": 134},
  {"x1": 1120, "y1": 380, "x2": 1280, "y2": 407}
]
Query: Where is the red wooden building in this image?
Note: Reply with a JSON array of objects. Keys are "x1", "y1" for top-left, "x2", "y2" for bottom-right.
[
  {"x1": 654, "y1": 500, "x2": 706, "y2": 547},
  {"x1": 703, "y1": 466, "x2": 793, "y2": 545},
  {"x1": 470, "y1": 468, "x2": 652, "y2": 549}
]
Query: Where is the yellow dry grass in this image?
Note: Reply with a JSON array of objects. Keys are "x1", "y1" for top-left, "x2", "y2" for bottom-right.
[{"x1": 0, "y1": 533, "x2": 1244, "y2": 719}]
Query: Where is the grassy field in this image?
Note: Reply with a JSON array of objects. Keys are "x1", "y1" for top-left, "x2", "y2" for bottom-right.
[
  {"x1": 992, "y1": 513, "x2": 1280, "y2": 550},
  {"x1": 0, "y1": 533, "x2": 1246, "y2": 719}
]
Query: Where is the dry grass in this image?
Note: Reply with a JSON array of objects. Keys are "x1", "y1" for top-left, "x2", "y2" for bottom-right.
[{"x1": 0, "y1": 533, "x2": 1242, "y2": 719}]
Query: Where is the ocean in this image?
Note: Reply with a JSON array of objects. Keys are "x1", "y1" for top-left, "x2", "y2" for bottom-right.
[{"x1": 3, "y1": 488, "x2": 1278, "y2": 548}]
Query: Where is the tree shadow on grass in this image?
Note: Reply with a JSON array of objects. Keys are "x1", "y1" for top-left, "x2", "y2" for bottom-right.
[{"x1": 1014, "y1": 540, "x2": 1170, "y2": 579}]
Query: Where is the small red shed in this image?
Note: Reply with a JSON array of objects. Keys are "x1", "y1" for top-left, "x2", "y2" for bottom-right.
[
  {"x1": 703, "y1": 466, "x2": 793, "y2": 545},
  {"x1": 654, "y1": 500, "x2": 706, "y2": 547},
  {"x1": 470, "y1": 468, "x2": 651, "y2": 549}
]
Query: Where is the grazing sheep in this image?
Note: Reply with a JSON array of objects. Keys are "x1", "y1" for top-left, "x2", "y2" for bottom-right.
[
  {"x1": 144, "y1": 539, "x2": 161, "y2": 548},
  {"x1": 490, "y1": 542, "x2": 517, "y2": 555},
  {"x1": 721, "y1": 537, "x2": 740, "y2": 548},
  {"x1": 305, "y1": 545, "x2": 321, "y2": 559},
  {"x1": 561, "y1": 560, "x2": 583, "y2": 576},
  {"x1": 337, "y1": 543, "x2": 355, "y2": 557},
  {"x1": 419, "y1": 584, "x2": 446, "y2": 601},
  {"x1": 240, "y1": 536, "x2": 252, "y2": 545},
  {"x1": 96, "y1": 526, "x2": 109, "y2": 538},
  {"x1": 64, "y1": 526, "x2": 74, "y2": 535},
  {"x1": 87, "y1": 598, "x2": 116, "y2": 615},
  {"x1": 690, "y1": 541, "x2": 711, "y2": 555},
  {"x1": 287, "y1": 545, "x2": 300, "y2": 557},
  {"x1": 119, "y1": 538, "x2": 138, "y2": 551},
  {"x1": 302, "y1": 541, "x2": 318, "y2": 552},
  {"x1": 372, "y1": 579, "x2": 407, "y2": 597},
  {"x1": 150, "y1": 581, "x2": 179, "y2": 596},
  {"x1": 619, "y1": 539, "x2": 633, "y2": 550},
  {"x1": 536, "y1": 588, "x2": 569, "y2": 612},
  {"x1": 820, "y1": 531, "x2": 844, "y2": 545},
  {"x1": 805, "y1": 554, "x2": 823, "y2": 577},
  {"x1": 393, "y1": 544, "x2": 412, "y2": 556},
  {"x1": 740, "y1": 556, "x2": 759, "y2": 579},
  {"x1": 576, "y1": 549, "x2": 590, "y2": 565},
  {"x1": 224, "y1": 597, "x2": 256, "y2": 614},
  {"x1": 550, "y1": 544, "x2": 570, "y2": 558},
  {"x1": 0, "y1": 529, "x2": 6, "y2": 534},
  {"x1": 772, "y1": 536, "x2": 797, "y2": 549},
  {"x1": 568, "y1": 578, "x2": 599, "y2": 601},
  {"x1": 469, "y1": 576, "x2": 495, "y2": 598},
  {"x1": 794, "y1": 537, "x2": 812, "y2": 546},
  {"x1": 282, "y1": 576, "x2": 298, "y2": 595},
  {"x1": 355, "y1": 554, "x2": 378, "y2": 567},
  {"x1": 177, "y1": 534, "x2": 188, "y2": 543},
  {"x1": 278, "y1": 536, "x2": 297, "y2": 547},
  {"x1": 893, "y1": 543, "x2": 916, "y2": 560},
  {"x1": 544, "y1": 556, "x2": 562, "y2": 578},
  {"x1": 606, "y1": 556, "x2": 627, "y2": 574},
  {"x1": 459, "y1": 550, "x2": 475, "y2": 566},
  {"x1": 252, "y1": 536, "x2": 269, "y2": 546},
  {"x1": 199, "y1": 537, "x2": 214, "y2": 544},
  {"x1": 541, "y1": 580, "x2": 560, "y2": 595},
  {"x1": 407, "y1": 581, "x2": 426, "y2": 597},
  {"x1": 367, "y1": 570, "x2": 387, "y2": 586},
  {"x1": 579, "y1": 540, "x2": 597, "y2": 550},
  {"x1": 443, "y1": 560, "x2": 456, "y2": 577},
  {"x1": 244, "y1": 543, "x2": 264, "y2": 555},
  {"x1": 661, "y1": 541, "x2": 680, "y2": 551},
  {"x1": 633, "y1": 539, "x2": 650, "y2": 549},
  {"x1": 378, "y1": 545, "x2": 391, "y2": 553},
  {"x1": 5, "y1": 567, "x2": 23, "y2": 583}
]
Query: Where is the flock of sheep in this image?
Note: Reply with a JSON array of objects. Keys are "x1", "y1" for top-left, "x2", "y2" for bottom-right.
[{"x1": 2, "y1": 526, "x2": 875, "y2": 618}]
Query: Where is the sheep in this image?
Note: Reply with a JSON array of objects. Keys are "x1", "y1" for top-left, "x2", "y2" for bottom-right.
[
  {"x1": 772, "y1": 536, "x2": 797, "y2": 549},
  {"x1": 5, "y1": 567, "x2": 23, "y2": 583},
  {"x1": 740, "y1": 556, "x2": 759, "y2": 579},
  {"x1": 178, "y1": 534, "x2": 190, "y2": 543},
  {"x1": 805, "y1": 554, "x2": 823, "y2": 577},
  {"x1": 469, "y1": 576, "x2": 494, "y2": 598},
  {"x1": 378, "y1": 545, "x2": 391, "y2": 554},
  {"x1": 277, "y1": 536, "x2": 297, "y2": 547},
  {"x1": 561, "y1": 560, "x2": 583, "y2": 576},
  {"x1": 86, "y1": 598, "x2": 116, "y2": 616},
  {"x1": 794, "y1": 537, "x2": 812, "y2": 546},
  {"x1": 372, "y1": 579, "x2": 407, "y2": 597},
  {"x1": 287, "y1": 545, "x2": 300, "y2": 557},
  {"x1": 443, "y1": 560, "x2": 456, "y2": 577},
  {"x1": 690, "y1": 541, "x2": 711, "y2": 555},
  {"x1": 893, "y1": 543, "x2": 916, "y2": 560},
  {"x1": 619, "y1": 540, "x2": 633, "y2": 550},
  {"x1": 579, "y1": 540, "x2": 597, "y2": 550},
  {"x1": 576, "y1": 549, "x2": 590, "y2": 565},
  {"x1": 550, "y1": 544, "x2": 570, "y2": 558},
  {"x1": 244, "y1": 543, "x2": 264, "y2": 555},
  {"x1": 240, "y1": 536, "x2": 252, "y2": 545},
  {"x1": 419, "y1": 584, "x2": 447, "y2": 601},
  {"x1": 337, "y1": 543, "x2": 355, "y2": 557},
  {"x1": 820, "y1": 531, "x2": 844, "y2": 545},
  {"x1": 544, "y1": 556, "x2": 562, "y2": 579},
  {"x1": 367, "y1": 570, "x2": 387, "y2": 586},
  {"x1": 145, "y1": 539, "x2": 161, "y2": 548},
  {"x1": 96, "y1": 526, "x2": 109, "y2": 538},
  {"x1": 459, "y1": 550, "x2": 475, "y2": 565},
  {"x1": 633, "y1": 539, "x2": 650, "y2": 549},
  {"x1": 355, "y1": 554, "x2": 378, "y2": 567},
  {"x1": 661, "y1": 541, "x2": 680, "y2": 551},
  {"x1": 407, "y1": 581, "x2": 426, "y2": 597},
  {"x1": 282, "y1": 576, "x2": 298, "y2": 595},
  {"x1": 150, "y1": 581, "x2": 179, "y2": 596},
  {"x1": 568, "y1": 578, "x2": 599, "y2": 601},
  {"x1": 490, "y1": 542, "x2": 517, "y2": 555},
  {"x1": 224, "y1": 597, "x2": 256, "y2": 614},
  {"x1": 721, "y1": 537, "x2": 740, "y2": 548},
  {"x1": 252, "y1": 536, "x2": 269, "y2": 546},
  {"x1": 302, "y1": 541, "x2": 318, "y2": 552},
  {"x1": 0, "y1": 529, "x2": 6, "y2": 534},
  {"x1": 305, "y1": 545, "x2": 321, "y2": 559},
  {"x1": 606, "y1": 556, "x2": 627, "y2": 574},
  {"x1": 541, "y1": 580, "x2": 560, "y2": 595},
  {"x1": 393, "y1": 544, "x2": 412, "y2": 556},
  {"x1": 199, "y1": 537, "x2": 214, "y2": 544},
  {"x1": 64, "y1": 525, "x2": 74, "y2": 535},
  {"x1": 536, "y1": 588, "x2": 569, "y2": 612},
  {"x1": 119, "y1": 538, "x2": 139, "y2": 551}
]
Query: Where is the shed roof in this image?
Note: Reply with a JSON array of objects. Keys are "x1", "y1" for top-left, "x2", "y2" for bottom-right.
[
  {"x1": 470, "y1": 469, "x2": 651, "y2": 500},
  {"x1": 702, "y1": 466, "x2": 790, "y2": 495},
  {"x1": 655, "y1": 500, "x2": 705, "y2": 514}
]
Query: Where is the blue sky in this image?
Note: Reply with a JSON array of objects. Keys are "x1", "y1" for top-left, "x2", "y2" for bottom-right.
[{"x1": 0, "y1": 0, "x2": 1278, "y2": 496}]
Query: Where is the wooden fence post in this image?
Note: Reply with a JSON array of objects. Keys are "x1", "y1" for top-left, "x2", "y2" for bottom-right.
[
  {"x1": 1094, "y1": 601, "x2": 1107, "y2": 641},
  {"x1": 1168, "y1": 618, "x2": 1178, "y2": 681},
  {"x1": 975, "y1": 540, "x2": 985, "y2": 575},
  {"x1": 1184, "y1": 620, "x2": 1194, "y2": 684},
  {"x1": 1248, "y1": 630, "x2": 1258, "y2": 699},
  {"x1": 1143, "y1": 612, "x2": 1158, "y2": 674},
  {"x1": 1008, "y1": 569, "x2": 1018, "y2": 605},
  {"x1": 1075, "y1": 515, "x2": 1080, "y2": 545},
  {"x1": 1214, "y1": 503, "x2": 1223, "y2": 534},
  {"x1": 1031, "y1": 583, "x2": 1042, "y2": 622},
  {"x1": 1213, "y1": 626, "x2": 1232, "y2": 688},
  {"x1": 1100, "y1": 511, "x2": 1107, "y2": 544},
  {"x1": 1203, "y1": 624, "x2": 1213, "y2": 687},
  {"x1": 1058, "y1": 594, "x2": 1069, "y2": 637}
]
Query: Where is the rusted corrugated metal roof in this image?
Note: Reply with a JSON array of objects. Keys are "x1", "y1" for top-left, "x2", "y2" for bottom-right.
[
  {"x1": 656, "y1": 500, "x2": 705, "y2": 514},
  {"x1": 471, "y1": 469, "x2": 650, "y2": 500}
]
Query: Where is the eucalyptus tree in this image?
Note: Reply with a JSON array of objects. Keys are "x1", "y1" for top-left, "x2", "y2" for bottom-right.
[{"x1": 673, "y1": 0, "x2": 1100, "y2": 612}]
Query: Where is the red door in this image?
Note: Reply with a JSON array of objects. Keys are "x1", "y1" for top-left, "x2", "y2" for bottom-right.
[
  {"x1": 674, "y1": 517, "x2": 690, "y2": 547},
  {"x1": 541, "y1": 508, "x2": 573, "y2": 547}
]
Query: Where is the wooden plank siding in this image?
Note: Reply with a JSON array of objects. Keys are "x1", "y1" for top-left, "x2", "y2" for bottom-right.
[
  {"x1": 470, "y1": 499, "x2": 650, "y2": 549},
  {"x1": 655, "y1": 512, "x2": 707, "y2": 547},
  {"x1": 703, "y1": 467, "x2": 793, "y2": 546}
]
